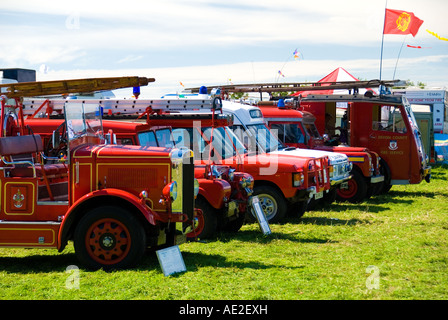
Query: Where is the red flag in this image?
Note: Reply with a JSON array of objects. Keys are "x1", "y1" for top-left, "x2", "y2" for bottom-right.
[{"x1": 383, "y1": 9, "x2": 424, "y2": 37}]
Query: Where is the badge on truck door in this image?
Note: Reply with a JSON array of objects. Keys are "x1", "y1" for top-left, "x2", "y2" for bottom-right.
[{"x1": 389, "y1": 140, "x2": 398, "y2": 150}]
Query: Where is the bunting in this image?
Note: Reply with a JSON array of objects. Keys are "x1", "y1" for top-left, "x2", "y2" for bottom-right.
[
  {"x1": 293, "y1": 49, "x2": 300, "y2": 60},
  {"x1": 406, "y1": 45, "x2": 431, "y2": 49},
  {"x1": 426, "y1": 29, "x2": 448, "y2": 41}
]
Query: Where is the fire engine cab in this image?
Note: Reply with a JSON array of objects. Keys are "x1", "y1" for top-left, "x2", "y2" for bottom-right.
[
  {"x1": 0, "y1": 77, "x2": 199, "y2": 270},
  {"x1": 257, "y1": 101, "x2": 384, "y2": 203},
  {"x1": 300, "y1": 90, "x2": 431, "y2": 192}
]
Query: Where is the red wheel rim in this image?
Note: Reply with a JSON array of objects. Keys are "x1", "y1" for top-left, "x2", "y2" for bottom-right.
[
  {"x1": 337, "y1": 179, "x2": 358, "y2": 199},
  {"x1": 85, "y1": 218, "x2": 131, "y2": 266},
  {"x1": 187, "y1": 209, "x2": 204, "y2": 238}
]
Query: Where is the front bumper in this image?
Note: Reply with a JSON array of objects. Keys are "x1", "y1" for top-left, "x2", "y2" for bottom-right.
[
  {"x1": 370, "y1": 174, "x2": 385, "y2": 184},
  {"x1": 330, "y1": 174, "x2": 352, "y2": 187}
]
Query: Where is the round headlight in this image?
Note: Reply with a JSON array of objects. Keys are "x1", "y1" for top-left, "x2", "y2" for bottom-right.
[
  {"x1": 170, "y1": 181, "x2": 178, "y2": 201},
  {"x1": 194, "y1": 178, "x2": 200, "y2": 197}
]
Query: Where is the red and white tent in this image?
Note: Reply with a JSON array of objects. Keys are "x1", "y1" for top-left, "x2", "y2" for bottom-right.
[{"x1": 291, "y1": 67, "x2": 376, "y2": 97}]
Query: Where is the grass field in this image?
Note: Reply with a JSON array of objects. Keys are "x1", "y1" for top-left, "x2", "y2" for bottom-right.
[{"x1": 0, "y1": 165, "x2": 447, "y2": 301}]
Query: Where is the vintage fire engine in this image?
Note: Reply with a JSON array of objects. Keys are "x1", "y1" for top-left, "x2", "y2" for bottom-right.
[
  {"x1": 257, "y1": 101, "x2": 384, "y2": 203},
  {"x1": 297, "y1": 82, "x2": 431, "y2": 192},
  {"x1": 24, "y1": 116, "x2": 254, "y2": 240},
  {"x1": 0, "y1": 77, "x2": 198, "y2": 270}
]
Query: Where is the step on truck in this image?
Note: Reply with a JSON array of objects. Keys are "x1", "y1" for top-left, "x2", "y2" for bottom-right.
[
  {"x1": 0, "y1": 77, "x2": 198, "y2": 270},
  {"x1": 24, "y1": 116, "x2": 254, "y2": 240},
  {"x1": 257, "y1": 100, "x2": 384, "y2": 203},
  {"x1": 297, "y1": 82, "x2": 431, "y2": 192}
]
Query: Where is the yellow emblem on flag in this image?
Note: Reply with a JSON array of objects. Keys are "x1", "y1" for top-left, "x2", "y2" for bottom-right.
[{"x1": 396, "y1": 12, "x2": 411, "y2": 32}]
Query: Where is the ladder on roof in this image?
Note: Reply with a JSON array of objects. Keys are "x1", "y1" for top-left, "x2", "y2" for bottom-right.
[
  {"x1": 186, "y1": 79, "x2": 405, "y2": 94},
  {"x1": 0, "y1": 76, "x2": 154, "y2": 99},
  {"x1": 20, "y1": 96, "x2": 223, "y2": 117},
  {"x1": 0, "y1": 76, "x2": 154, "y2": 137}
]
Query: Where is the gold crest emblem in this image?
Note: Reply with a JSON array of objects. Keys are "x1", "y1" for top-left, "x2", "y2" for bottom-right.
[
  {"x1": 396, "y1": 12, "x2": 411, "y2": 32},
  {"x1": 13, "y1": 189, "x2": 25, "y2": 208}
]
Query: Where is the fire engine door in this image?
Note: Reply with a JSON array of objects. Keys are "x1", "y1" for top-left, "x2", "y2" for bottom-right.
[{"x1": 368, "y1": 104, "x2": 411, "y2": 183}]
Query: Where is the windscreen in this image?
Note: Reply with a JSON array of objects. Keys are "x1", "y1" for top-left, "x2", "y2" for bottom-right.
[
  {"x1": 64, "y1": 102, "x2": 104, "y2": 149},
  {"x1": 246, "y1": 123, "x2": 285, "y2": 153}
]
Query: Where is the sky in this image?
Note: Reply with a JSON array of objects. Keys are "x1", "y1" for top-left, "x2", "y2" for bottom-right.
[{"x1": 0, "y1": 0, "x2": 447, "y2": 97}]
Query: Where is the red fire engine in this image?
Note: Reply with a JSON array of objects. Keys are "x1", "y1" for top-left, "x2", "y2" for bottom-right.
[
  {"x1": 297, "y1": 83, "x2": 431, "y2": 192},
  {"x1": 0, "y1": 77, "x2": 199, "y2": 270},
  {"x1": 257, "y1": 102, "x2": 384, "y2": 203}
]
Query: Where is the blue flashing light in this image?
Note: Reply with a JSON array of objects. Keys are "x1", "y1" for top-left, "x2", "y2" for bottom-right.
[
  {"x1": 199, "y1": 86, "x2": 208, "y2": 94},
  {"x1": 277, "y1": 99, "x2": 285, "y2": 108},
  {"x1": 95, "y1": 106, "x2": 104, "y2": 117}
]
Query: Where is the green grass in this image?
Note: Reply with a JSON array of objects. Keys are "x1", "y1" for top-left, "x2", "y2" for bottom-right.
[{"x1": 1, "y1": 165, "x2": 447, "y2": 300}]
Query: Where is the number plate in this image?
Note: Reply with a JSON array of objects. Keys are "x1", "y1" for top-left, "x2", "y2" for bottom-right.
[{"x1": 314, "y1": 191, "x2": 323, "y2": 200}]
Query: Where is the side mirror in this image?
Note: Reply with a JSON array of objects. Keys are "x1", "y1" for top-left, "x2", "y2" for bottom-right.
[
  {"x1": 105, "y1": 132, "x2": 117, "y2": 144},
  {"x1": 52, "y1": 130, "x2": 60, "y2": 149}
]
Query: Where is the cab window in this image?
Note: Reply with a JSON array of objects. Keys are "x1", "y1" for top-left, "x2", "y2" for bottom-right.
[
  {"x1": 155, "y1": 128, "x2": 175, "y2": 148},
  {"x1": 270, "y1": 123, "x2": 305, "y2": 144},
  {"x1": 117, "y1": 137, "x2": 134, "y2": 145},
  {"x1": 137, "y1": 131, "x2": 158, "y2": 147},
  {"x1": 372, "y1": 105, "x2": 407, "y2": 133}
]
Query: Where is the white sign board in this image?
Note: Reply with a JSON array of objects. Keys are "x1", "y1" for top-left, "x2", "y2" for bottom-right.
[
  {"x1": 156, "y1": 245, "x2": 187, "y2": 276},
  {"x1": 251, "y1": 196, "x2": 271, "y2": 235}
]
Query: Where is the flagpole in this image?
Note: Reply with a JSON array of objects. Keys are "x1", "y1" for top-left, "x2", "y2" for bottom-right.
[
  {"x1": 380, "y1": 31, "x2": 385, "y2": 81},
  {"x1": 379, "y1": 0, "x2": 388, "y2": 81}
]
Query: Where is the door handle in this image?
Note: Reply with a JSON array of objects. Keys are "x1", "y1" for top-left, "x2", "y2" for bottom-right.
[{"x1": 369, "y1": 134, "x2": 376, "y2": 139}]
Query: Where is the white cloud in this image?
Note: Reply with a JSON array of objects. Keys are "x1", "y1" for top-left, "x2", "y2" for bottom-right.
[
  {"x1": 1, "y1": 0, "x2": 447, "y2": 93},
  {"x1": 3, "y1": 0, "x2": 446, "y2": 51},
  {"x1": 117, "y1": 55, "x2": 144, "y2": 64}
]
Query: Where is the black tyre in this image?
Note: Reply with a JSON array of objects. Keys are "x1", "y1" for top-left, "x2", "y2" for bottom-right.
[
  {"x1": 379, "y1": 158, "x2": 392, "y2": 194},
  {"x1": 288, "y1": 199, "x2": 309, "y2": 219},
  {"x1": 187, "y1": 197, "x2": 218, "y2": 240},
  {"x1": 336, "y1": 169, "x2": 368, "y2": 203},
  {"x1": 323, "y1": 188, "x2": 337, "y2": 204},
  {"x1": 220, "y1": 213, "x2": 245, "y2": 233},
  {"x1": 73, "y1": 206, "x2": 146, "y2": 270},
  {"x1": 250, "y1": 185, "x2": 287, "y2": 223}
]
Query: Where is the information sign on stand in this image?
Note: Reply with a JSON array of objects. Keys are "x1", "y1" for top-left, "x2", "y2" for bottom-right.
[
  {"x1": 156, "y1": 245, "x2": 187, "y2": 276},
  {"x1": 251, "y1": 196, "x2": 271, "y2": 235}
]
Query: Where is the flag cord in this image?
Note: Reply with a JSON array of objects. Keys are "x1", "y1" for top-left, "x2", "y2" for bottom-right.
[{"x1": 393, "y1": 35, "x2": 408, "y2": 80}]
